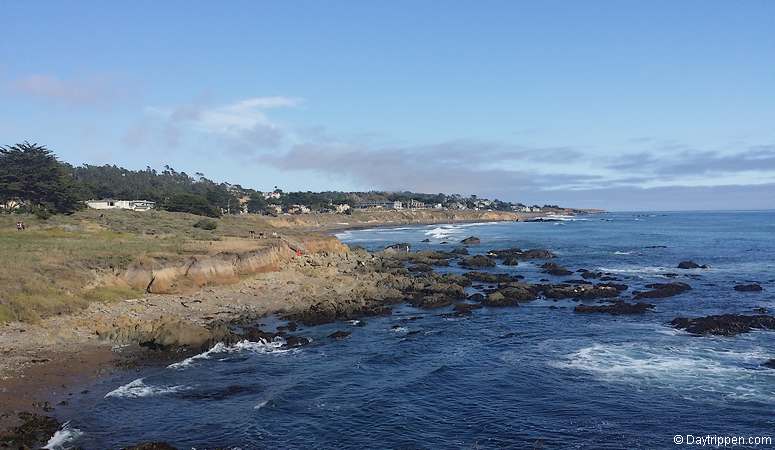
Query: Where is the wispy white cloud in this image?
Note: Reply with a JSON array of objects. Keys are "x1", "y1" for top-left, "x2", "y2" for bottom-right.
[
  {"x1": 131, "y1": 96, "x2": 302, "y2": 150},
  {"x1": 9, "y1": 74, "x2": 130, "y2": 107}
]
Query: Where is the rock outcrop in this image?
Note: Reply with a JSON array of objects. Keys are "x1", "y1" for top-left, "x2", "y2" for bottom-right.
[
  {"x1": 575, "y1": 301, "x2": 654, "y2": 315},
  {"x1": 634, "y1": 282, "x2": 691, "y2": 299},
  {"x1": 670, "y1": 314, "x2": 775, "y2": 336}
]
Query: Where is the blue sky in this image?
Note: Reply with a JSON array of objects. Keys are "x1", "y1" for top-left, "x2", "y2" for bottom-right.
[{"x1": 2, "y1": 1, "x2": 774, "y2": 210}]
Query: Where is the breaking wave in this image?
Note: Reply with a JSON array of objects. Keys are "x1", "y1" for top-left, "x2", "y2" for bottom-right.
[
  {"x1": 104, "y1": 378, "x2": 191, "y2": 399},
  {"x1": 168, "y1": 339, "x2": 291, "y2": 370},
  {"x1": 43, "y1": 421, "x2": 83, "y2": 450},
  {"x1": 552, "y1": 343, "x2": 775, "y2": 402}
]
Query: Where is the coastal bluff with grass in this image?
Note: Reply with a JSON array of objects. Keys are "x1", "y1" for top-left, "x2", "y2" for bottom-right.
[
  {"x1": 0, "y1": 208, "x2": 534, "y2": 325},
  {"x1": 0, "y1": 207, "x2": 551, "y2": 440}
]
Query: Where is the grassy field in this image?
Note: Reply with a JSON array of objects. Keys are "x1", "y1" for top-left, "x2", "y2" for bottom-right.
[
  {"x1": 0, "y1": 210, "x2": 288, "y2": 324},
  {"x1": 0, "y1": 207, "x2": 525, "y2": 324}
]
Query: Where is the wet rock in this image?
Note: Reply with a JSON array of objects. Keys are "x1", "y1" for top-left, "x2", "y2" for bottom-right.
[
  {"x1": 467, "y1": 293, "x2": 485, "y2": 302},
  {"x1": 408, "y1": 293, "x2": 457, "y2": 309},
  {"x1": 421, "y1": 238, "x2": 431, "y2": 243},
  {"x1": 763, "y1": 359, "x2": 775, "y2": 369},
  {"x1": 540, "y1": 262, "x2": 573, "y2": 276},
  {"x1": 497, "y1": 284, "x2": 538, "y2": 302},
  {"x1": 460, "y1": 236, "x2": 481, "y2": 245},
  {"x1": 677, "y1": 260, "x2": 708, "y2": 269},
  {"x1": 482, "y1": 291, "x2": 520, "y2": 307},
  {"x1": 579, "y1": 270, "x2": 603, "y2": 279},
  {"x1": 384, "y1": 243, "x2": 411, "y2": 253},
  {"x1": 519, "y1": 249, "x2": 555, "y2": 259},
  {"x1": 408, "y1": 263, "x2": 434, "y2": 273},
  {"x1": 754, "y1": 307, "x2": 768, "y2": 314},
  {"x1": 282, "y1": 335, "x2": 311, "y2": 348},
  {"x1": 452, "y1": 303, "x2": 484, "y2": 315},
  {"x1": 598, "y1": 282, "x2": 629, "y2": 291},
  {"x1": 328, "y1": 330, "x2": 352, "y2": 340},
  {"x1": 123, "y1": 443, "x2": 179, "y2": 450},
  {"x1": 460, "y1": 255, "x2": 496, "y2": 269},
  {"x1": 633, "y1": 282, "x2": 691, "y2": 299},
  {"x1": 574, "y1": 301, "x2": 654, "y2": 315},
  {"x1": 541, "y1": 284, "x2": 620, "y2": 300},
  {"x1": 734, "y1": 283, "x2": 763, "y2": 292},
  {"x1": 488, "y1": 247, "x2": 555, "y2": 260},
  {"x1": 502, "y1": 256, "x2": 520, "y2": 266},
  {"x1": 464, "y1": 271, "x2": 514, "y2": 283},
  {"x1": 450, "y1": 246, "x2": 469, "y2": 255},
  {"x1": 0, "y1": 413, "x2": 60, "y2": 449},
  {"x1": 670, "y1": 314, "x2": 775, "y2": 336}
]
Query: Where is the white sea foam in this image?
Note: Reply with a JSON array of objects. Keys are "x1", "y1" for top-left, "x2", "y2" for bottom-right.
[
  {"x1": 552, "y1": 342, "x2": 775, "y2": 401},
  {"x1": 43, "y1": 421, "x2": 83, "y2": 449},
  {"x1": 254, "y1": 400, "x2": 269, "y2": 410},
  {"x1": 613, "y1": 251, "x2": 633, "y2": 255},
  {"x1": 104, "y1": 378, "x2": 191, "y2": 399},
  {"x1": 425, "y1": 225, "x2": 461, "y2": 239},
  {"x1": 168, "y1": 338, "x2": 290, "y2": 369},
  {"x1": 390, "y1": 326, "x2": 408, "y2": 333}
]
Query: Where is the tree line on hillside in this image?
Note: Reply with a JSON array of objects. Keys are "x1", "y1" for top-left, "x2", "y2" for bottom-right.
[{"x1": 1, "y1": 142, "x2": 554, "y2": 218}]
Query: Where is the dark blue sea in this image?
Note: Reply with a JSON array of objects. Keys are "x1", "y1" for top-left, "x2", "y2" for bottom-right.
[{"x1": 49, "y1": 212, "x2": 775, "y2": 449}]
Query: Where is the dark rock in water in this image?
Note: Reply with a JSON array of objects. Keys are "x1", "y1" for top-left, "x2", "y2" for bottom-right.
[
  {"x1": 0, "y1": 413, "x2": 60, "y2": 449},
  {"x1": 574, "y1": 301, "x2": 654, "y2": 315},
  {"x1": 123, "y1": 443, "x2": 179, "y2": 450},
  {"x1": 754, "y1": 307, "x2": 768, "y2": 314},
  {"x1": 498, "y1": 285, "x2": 537, "y2": 302},
  {"x1": 565, "y1": 279, "x2": 593, "y2": 285},
  {"x1": 283, "y1": 335, "x2": 310, "y2": 348},
  {"x1": 677, "y1": 260, "x2": 708, "y2": 269},
  {"x1": 503, "y1": 256, "x2": 520, "y2": 266},
  {"x1": 599, "y1": 275, "x2": 619, "y2": 281},
  {"x1": 670, "y1": 314, "x2": 775, "y2": 336},
  {"x1": 598, "y1": 282, "x2": 629, "y2": 291},
  {"x1": 734, "y1": 283, "x2": 763, "y2": 292},
  {"x1": 634, "y1": 282, "x2": 691, "y2": 299},
  {"x1": 460, "y1": 255, "x2": 496, "y2": 268},
  {"x1": 580, "y1": 270, "x2": 603, "y2": 279},
  {"x1": 452, "y1": 302, "x2": 483, "y2": 315},
  {"x1": 421, "y1": 238, "x2": 431, "y2": 242},
  {"x1": 541, "y1": 283, "x2": 620, "y2": 300},
  {"x1": 276, "y1": 321, "x2": 298, "y2": 332},
  {"x1": 763, "y1": 359, "x2": 775, "y2": 369},
  {"x1": 663, "y1": 273, "x2": 679, "y2": 278},
  {"x1": 467, "y1": 293, "x2": 485, "y2": 302},
  {"x1": 488, "y1": 247, "x2": 555, "y2": 261},
  {"x1": 384, "y1": 242, "x2": 411, "y2": 253},
  {"x1": 541, "y1": 262, "x2": 573, "y2": 276},
  {"x1": 482, "y1": 291, "x2": 520, "y2": 307},
  {"x1": 328, "y1": 330, "x2": 352, "y2": 340},
  {"x1": 461, "y1": 236, "x2": 481, "y2": 245},
  {"x1": 440, "y1": 241, "x2": 448, "y2": 244},
  {"x1": 450, "y1": 246, "x2": 469, "y2": 255},
  {"x1": 464, "y1": 271, "x2": 514, "y2": 283},
  {"x1": 408, "y1": 263, "x2": 434, "y2": 273},
  {"x1": 520, "y1": 249, "x2": 555, "y2": 259},
  {"x1": 645, "y1": 245, "x2": 668, "y2": 249}
]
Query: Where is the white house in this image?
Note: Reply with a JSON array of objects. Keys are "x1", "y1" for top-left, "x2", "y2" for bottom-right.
[{"x1": 86, "y1": 199, "x2": 156, "y2": 211}]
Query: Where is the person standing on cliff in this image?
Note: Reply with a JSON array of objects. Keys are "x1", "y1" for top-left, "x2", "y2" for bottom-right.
[{"x1": 16, "y1": 221, "x2": 22, "y2": 231}]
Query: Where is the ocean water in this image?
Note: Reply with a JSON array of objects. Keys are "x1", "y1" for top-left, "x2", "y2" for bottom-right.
[{"x1": 52, "y1": 211, "x2": 775, "y2": 449}]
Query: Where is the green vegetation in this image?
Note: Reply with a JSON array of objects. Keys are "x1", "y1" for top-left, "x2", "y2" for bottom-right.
[
  {"x1": 193, "y1": 218, "x2": 218, "y2": 230},
  {"x1": 0, "y1": 142, "x2": 82, "y2": 216}
]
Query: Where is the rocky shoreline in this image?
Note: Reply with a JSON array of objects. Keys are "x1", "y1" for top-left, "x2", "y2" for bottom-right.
[{"x1": 3, "y1": 223, "x2": 773, "y2": 448}]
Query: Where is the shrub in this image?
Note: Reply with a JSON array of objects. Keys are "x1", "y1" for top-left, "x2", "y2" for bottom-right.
[{"x1": 193, "y1": 218, "x2": 218, "y2": 230}]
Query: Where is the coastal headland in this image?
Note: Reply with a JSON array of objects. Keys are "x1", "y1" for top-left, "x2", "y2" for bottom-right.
[{"x1": 0, "y1": 207, "x2": 553, "y2": 442}]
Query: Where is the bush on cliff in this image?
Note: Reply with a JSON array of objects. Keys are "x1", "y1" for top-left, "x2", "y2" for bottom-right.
[{"x1": 193, "y1": 218, "x2": 218, "y2": 230}]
